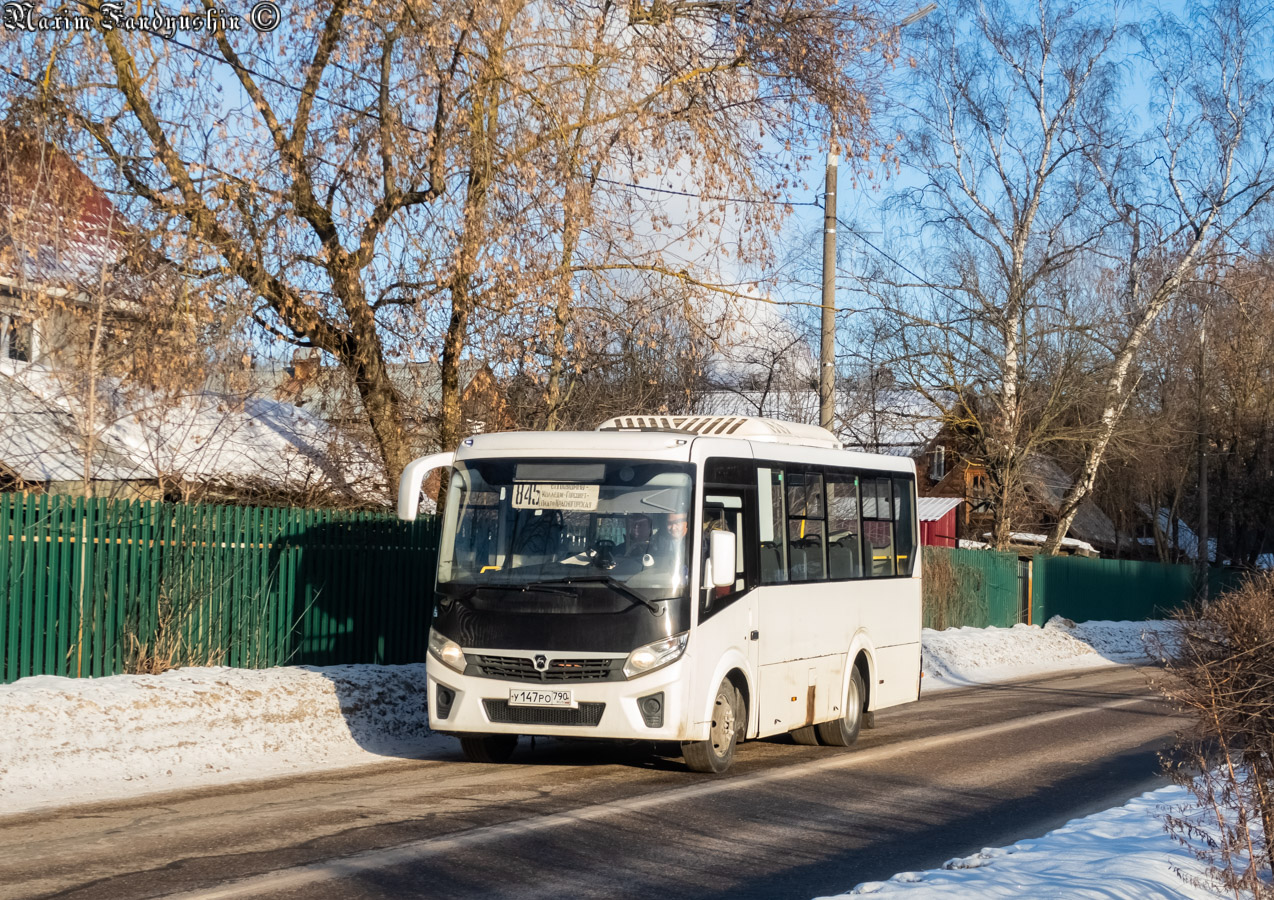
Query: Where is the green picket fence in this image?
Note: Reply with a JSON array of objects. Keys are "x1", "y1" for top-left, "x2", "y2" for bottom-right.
[{"x1": 0, "y1": 494, "x2": 439, "y2": 684}]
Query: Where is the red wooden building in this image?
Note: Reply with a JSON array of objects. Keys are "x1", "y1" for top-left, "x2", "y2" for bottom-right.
[{"x1": 917, "y1": 496, "x2": 962, "y2": 548}]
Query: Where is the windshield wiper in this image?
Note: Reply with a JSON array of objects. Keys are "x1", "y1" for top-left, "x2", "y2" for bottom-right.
[
  {"x1": 530, "y1": 576, "x2": 662, "y2": 613},
  {"x1": 511, "y1": 582, "x2": 575, "y2": 598}
]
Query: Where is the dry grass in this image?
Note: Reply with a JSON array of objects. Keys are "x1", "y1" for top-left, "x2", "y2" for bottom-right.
[{"x1": 922, "y1": 549, "x2": 989, "y2": 630}]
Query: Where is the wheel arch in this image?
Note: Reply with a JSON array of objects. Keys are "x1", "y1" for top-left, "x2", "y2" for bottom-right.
[
  {"x1": 846, "y1": 629, "x2": 876, "y2": 713},
  {"x1": 698, "y1": 650, "x2": 754, "y2": 739}
]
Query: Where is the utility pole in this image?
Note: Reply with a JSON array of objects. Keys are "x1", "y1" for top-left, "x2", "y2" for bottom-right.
[
  {"x1": 818, "y1": 3, "x2": 936, "y2": 435},
  {"x1": 819, "y1": 143, "x2": 837, "y2": 433},
  {"x1": 1196, "y1": 316, "x2": 1209, "y2": 602}
]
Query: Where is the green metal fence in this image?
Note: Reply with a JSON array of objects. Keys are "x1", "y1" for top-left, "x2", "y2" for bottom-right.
[
  {"x1": 1032, "y1": 555, "x2": 1193, "y2": 623},
  {"x1": 0, "y1": 494, "x2": 439, "y2": 684},
  {"x1": 2, "y1": 490, "x2": 1258, "y2": 683},
  {"x1": 923, "y1": 544, "x2": 1252, "y2": 629}
]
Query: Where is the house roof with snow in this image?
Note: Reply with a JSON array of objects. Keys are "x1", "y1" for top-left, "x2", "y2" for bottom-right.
[
  {"x1": 244, "y1": 358, "x2": 489, "y2": 423},
  {"x1": 0, "y1": 359, "x2": 383, "y2": 500}
]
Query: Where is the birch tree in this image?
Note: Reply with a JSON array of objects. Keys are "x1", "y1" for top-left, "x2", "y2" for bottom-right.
[
  {"x1": 1041, "y1": 0, "x2": 1274, "y2": 554},
  {"x1": 884, "y1": 0, "x2": 1120, "y2": 549}
]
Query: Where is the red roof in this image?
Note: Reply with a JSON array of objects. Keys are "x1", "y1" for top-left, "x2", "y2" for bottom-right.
[{"x1": 0, "y1": 128, "x2": 140, "y2": 299}]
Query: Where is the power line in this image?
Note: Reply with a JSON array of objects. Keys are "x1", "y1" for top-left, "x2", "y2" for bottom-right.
[
  {"x1": 593, "y1": 176, "x2": 817, "y2": 207},
  {"x1": 836, "y1": 216, "x2": 969, "y2": 310}
]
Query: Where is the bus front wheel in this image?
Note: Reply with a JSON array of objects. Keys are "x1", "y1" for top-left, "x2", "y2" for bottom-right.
[
  {"x1": 682, "y1": 680, "x2": 741, "y2": 773},
  {"x1": 816, "y1": 666, "x2": 865, "y2": 747},
  {"x1": 460, "y1": 734, "x2": 519, "y2": 763}
]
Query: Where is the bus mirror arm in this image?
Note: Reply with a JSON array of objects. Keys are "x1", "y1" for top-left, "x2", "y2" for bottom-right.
[
  {"x1": 710, "y1": 530, "x2": 736, "y2": 588},
  {"x1": 397, "y1": 452, "x2": 456, "y2": 521}
]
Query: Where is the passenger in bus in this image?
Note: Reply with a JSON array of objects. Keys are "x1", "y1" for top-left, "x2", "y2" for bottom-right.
[{"x1": 662, "y1": 511, "x2": 689, "y2": 545}]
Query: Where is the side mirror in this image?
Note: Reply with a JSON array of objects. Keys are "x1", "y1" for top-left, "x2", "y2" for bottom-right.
[
  {"x1": 397, "y1": 452, "x2": 456, "y2": 521},
  {"x1": 710, "y1": 529, "x2": 737, "y2": 588}
]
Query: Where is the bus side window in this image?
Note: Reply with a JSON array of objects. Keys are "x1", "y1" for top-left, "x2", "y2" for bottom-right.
[
  {"x1": 786, "y1": 469, "x2": 826, "y2": 582},
  {"x1": 757, "y1": 466, "x2": 787, "y2": 583},
  {"x1": 826, "y1": 471, "x2": 862, "y2": 579},
  {"x1": 862, "y1": 476, "x2": 896, "y2": 577},
  {"x1": 893, "y1": 476, "x2": 917, "y2": 576}
]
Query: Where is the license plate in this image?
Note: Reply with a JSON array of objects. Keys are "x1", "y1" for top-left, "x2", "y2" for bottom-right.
[{"x1": 508, "y1": 688, "x2": 576, "y2": 708}]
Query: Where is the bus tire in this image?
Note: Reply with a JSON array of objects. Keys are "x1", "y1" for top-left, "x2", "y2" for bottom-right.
[
  {"x1": 682, "y1": 679, "x2": 740, "y2": 773},
  {"x1": 816, "y1": 666, "x2": 865, "y2": 748},
  {"x1": 791, "y1": 725, "x2": 820, "y2": 745},
  {"x1": 460, "y1": 734, "x2": 518, "y2": 763}
]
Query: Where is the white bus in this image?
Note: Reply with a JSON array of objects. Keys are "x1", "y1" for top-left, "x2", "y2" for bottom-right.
[{"x1": 397, "y1": 415, "x2": 921, "y2": 773}]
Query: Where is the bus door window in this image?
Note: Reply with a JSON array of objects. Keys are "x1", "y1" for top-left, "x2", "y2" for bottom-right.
[
  {"x1": 893, "y1": 476, "x2": 918, "y2": 575},
  {"x1": 757, "y1": 466, "x2": 787, "y2": 583},
  {"x1": 702, "y1": 494, "x2": 745, "y2": 611}
]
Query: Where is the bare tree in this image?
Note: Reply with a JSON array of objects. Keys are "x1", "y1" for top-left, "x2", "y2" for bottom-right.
[{"x1": 3, "y1": 0, "x2": 904, "y2": 490}]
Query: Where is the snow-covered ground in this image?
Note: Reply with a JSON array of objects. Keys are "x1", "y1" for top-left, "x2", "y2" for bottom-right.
[
  {"x1": 0, "y1": 664, "x2": 451, "y2": 816},
  {"x1": 921, "y1": 616, "x2": 1174, "y2": 690},
  {"x1": 835, "y1": 783, "x2": 1223, "y2": 899},
  {"x1": 0, "y1": 616, "x2": 1169, "y2": 818}
]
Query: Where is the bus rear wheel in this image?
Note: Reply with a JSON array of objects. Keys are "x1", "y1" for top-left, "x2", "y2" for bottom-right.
[
  {"x1": 682, "y1": 679, "x2": 741, "y2": 773},
  {"x1": 460, "y1": 734, "x2": 519, "y2": 763},
  {"x1": 816, "y1": 666, "x2": 865, "y2": 747}
]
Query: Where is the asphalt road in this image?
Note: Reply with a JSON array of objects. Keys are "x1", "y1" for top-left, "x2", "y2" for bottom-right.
[{"x1": 1, "y1": 666, "x2": 1176, "y2": 900}]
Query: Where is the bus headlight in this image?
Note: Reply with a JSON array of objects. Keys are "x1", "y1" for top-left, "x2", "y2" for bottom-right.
[
  {"x1": 428, "y1": 629, "x2": 467, "y2": 673},
  {"x1": 623, "y1": 633, "x2": 688, "y2": 679}
]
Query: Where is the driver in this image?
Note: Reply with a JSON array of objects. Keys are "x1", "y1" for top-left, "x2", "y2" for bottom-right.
[{"x1": 617, "y1": 513, "x2": 653, "y2": 559}]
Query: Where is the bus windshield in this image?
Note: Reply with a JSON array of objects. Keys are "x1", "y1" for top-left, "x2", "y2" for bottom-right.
[{"x1": 437, "y1": 459, "x2": 694, "y2": 602}]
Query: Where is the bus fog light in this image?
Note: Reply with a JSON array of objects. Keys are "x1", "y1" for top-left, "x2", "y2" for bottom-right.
[
  {"x1": 638, "y1": 692, "x2": 664, "y2": 728},
  {"x1": 623, "y1": 633, "x2": 688, "y2": 679},
  {"x1": 435, "y1": 684, "x2": 456, "y2": 719},
  {"x1": 428, "y1": 629, "x2": 467, "y2": 673}
]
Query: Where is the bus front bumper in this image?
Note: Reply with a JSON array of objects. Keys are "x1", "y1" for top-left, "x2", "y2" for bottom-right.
[{"x1": 426, "y1": 657, "x2": 694, "y2": 742}]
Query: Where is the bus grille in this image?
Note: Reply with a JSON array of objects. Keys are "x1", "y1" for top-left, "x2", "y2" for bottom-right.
[
  {"x1": 482, "y1": 700, "x2": 606, "y2": 727},
  {"x1": 472, "y1": 655, "x2": 620, "y2": 682}
]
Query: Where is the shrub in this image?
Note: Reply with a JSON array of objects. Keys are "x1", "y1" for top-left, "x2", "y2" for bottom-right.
[
  {"x1": 1159, "y1": 572, "x2": 1274, "y2": 898},
  {"x1": 922, "y1": 548, "x2": 988, "y2": 630}
]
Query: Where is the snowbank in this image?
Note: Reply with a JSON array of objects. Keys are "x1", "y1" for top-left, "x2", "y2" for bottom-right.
[
  {"x1": 839, "y1": 784, "x2": 1223, "y2": 899},
  {"x1": 0, "y1": 664, "x2": 445, "y2": 816},
  {"x1": 921, "y1": 617, "x2": 1173, "y2": 691},
  {"x1": 0, "y1": 619, "x2": 1171, "y2": 817}
]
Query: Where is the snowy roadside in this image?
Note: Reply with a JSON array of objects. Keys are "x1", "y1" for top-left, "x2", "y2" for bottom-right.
[
  {"x1": 0, "y1": 664, "x2": 452, "y2": 817},
  {"x1": 0, "y1": 618, "x2": 1169, "y2": 818},
  {"x1": 831, "y1": 784, "x2": 1223, "y2": 900},
  {"x1": 845, "y1": 617, "x2": 1203, "y2": 900},
  {"x1": 921, "y1": 616, "x2": 1173, "y2": 692}
]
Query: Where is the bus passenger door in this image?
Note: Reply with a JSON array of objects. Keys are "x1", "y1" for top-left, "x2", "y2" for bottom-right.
[{"x1": 700, "y1": 492, "x2": 760, "y2": 735}]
